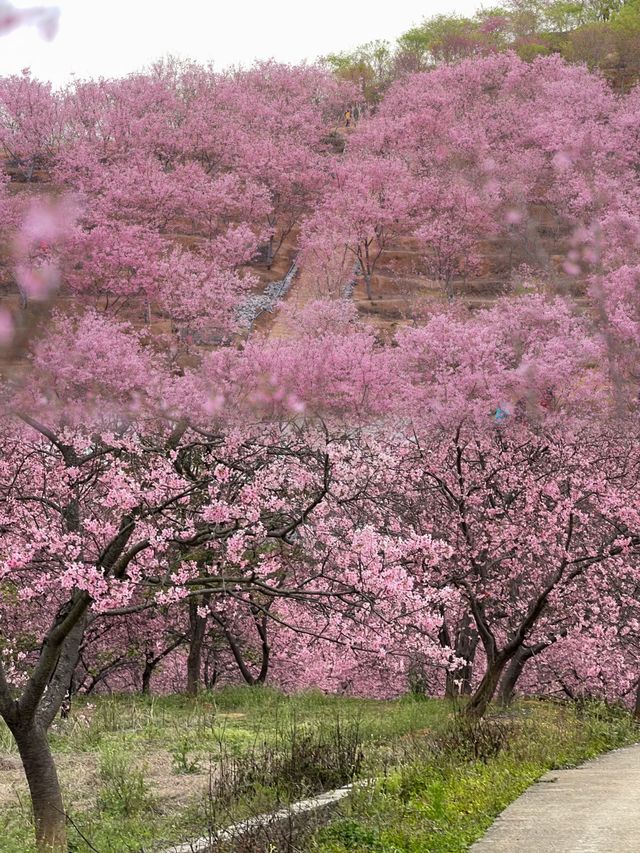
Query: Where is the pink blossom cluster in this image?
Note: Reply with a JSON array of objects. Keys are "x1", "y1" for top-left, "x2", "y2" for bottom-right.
[{"x1": 2, "y1": 52, "x2": 640, "y2": 776}]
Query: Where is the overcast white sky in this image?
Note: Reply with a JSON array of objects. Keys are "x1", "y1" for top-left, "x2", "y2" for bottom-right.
[{"x1": 0, "y1": 0, "x2": 482, "y2": 86}]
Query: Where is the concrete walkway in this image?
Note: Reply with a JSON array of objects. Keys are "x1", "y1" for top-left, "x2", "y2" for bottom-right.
[{"x1": 471, "y1": 745, "x2": 640, "y2": 852}]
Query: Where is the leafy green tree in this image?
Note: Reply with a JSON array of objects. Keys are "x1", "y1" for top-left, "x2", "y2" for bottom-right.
[{"x1": 321, "y1": 40, "x2": 393, "y2": 103}]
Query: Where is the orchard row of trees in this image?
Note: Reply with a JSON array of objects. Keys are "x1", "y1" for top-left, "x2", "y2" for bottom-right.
[{"x1": 1, "y1": 49, "x2": 640, "y2": 851}]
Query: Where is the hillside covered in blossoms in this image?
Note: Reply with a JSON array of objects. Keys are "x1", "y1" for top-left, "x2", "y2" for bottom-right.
[{"x1": 3, "y1": 1, "x2": 640, "y2": 850}]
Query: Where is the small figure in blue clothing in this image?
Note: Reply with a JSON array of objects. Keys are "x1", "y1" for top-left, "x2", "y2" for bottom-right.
[{"x1": 494, "y1": 403, "x2": 510, "y2": 424}]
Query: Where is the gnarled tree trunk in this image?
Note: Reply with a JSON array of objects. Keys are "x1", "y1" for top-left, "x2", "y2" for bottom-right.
[
  {"x1": 498, "y1": 641, "x2": 550, "y2": 706},
  {"x1": 211, "y1": 606, "x2": 271, "y2": 686},
  {"x1": 445, "y1": 613, "x2": 479, "y2": 699},
  {"x1": 465, "y1": 653, "x2": 509, "y2": 719},
  {"x1": 9, "y1": 719, "x2": 66, "y2": 852},
  {"x1": 142, "y1": 633, "x2": 185, "y2": 695}
]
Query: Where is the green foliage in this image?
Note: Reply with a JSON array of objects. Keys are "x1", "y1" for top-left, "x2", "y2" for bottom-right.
[
  {"x1": 321, "y1": 40, "x2": 394, "y2": 102},
  {"x1": 97, "y1": 746, "x2": 153, "y2": 817},
  {"x1": 324, "y1": 0, "x2": 640, "y2": 102},
  {"x1": 171, "y1": 737, "x2": 202, "y2": 774},
  {"x1": 0, "y1": 693, "x2": 634, "y2": 852},
  {"x1": 312, "y1": 700, "x2": 639, "y2": 853},
  {"x1": 612, "y1": 0, "x2": 640, "y2": 29},
  {"x1": 321, "y1": 819, "x2": 386, "y2": 851},
  {"x1": 205, "y1": 715, "x2": 365, "y2": 827},
  {"x1": 433, "y1": 715, "x2": 513, "y2": 763},
  {"x1": 398, "y1": 13, "x2": 503, "y2": 65}
]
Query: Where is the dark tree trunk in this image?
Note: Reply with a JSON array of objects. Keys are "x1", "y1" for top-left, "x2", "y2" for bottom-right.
[
  {"x1": 203, "y1": 651, "x2": 218, "y2": 690},
  {"x1": 17, "y1": 283, "x2": 28, "y2": 310},
  {"x1": 38, "y1": 615, "x2": 85, "y2": 730},
  {"x1": 465, "y1": 654, "x2": 508, "y2": 719},
  {"x1": 444, "y1": 276, "x2": 455, "y2": 302},
  {"x1": 445, "y1": 615, "x2": 479, "y2": 699},
  {"x1": 498, "y1": 647, "x2": 531, "y2": 707},
  {"x1": 364, "y1": 272, "x2": 373, "y2": 301},
  {"x1": 142, "y1": 633, "x2": 186, "y2": 695},
  {"x1": 26, "y1": 157, "x2": 35, "y2": 183},
  {"x1": 498, "y1": 642, "x2": 551, "y2": 707},
  {"x1": 467, "y1": 624, "x2": 564, "y2": 716},
  {"x1": 634, "y1": 679, "x2": 640, "y2": 721},
  {"x1": 0, "y1": 595, "x2": 89, "y2": 850},
  {"x1": 254, "y1": 613, "x2": 270, "y2": 684},
  {"x1": 186, "y1": 596, "x2": 209, "y2": 696},
  {"x1": 213, "y1": 607, "x2": 271, "y2": 686},
  {"x1": 59, "y1": 676, "x2": 73, "y2": 720},
  {"x1": 142, "y1": 651, "x2": 155, "y2": 695},
  {"x1": 10, "y1": 720, "x2": 66, "y2": 852}
]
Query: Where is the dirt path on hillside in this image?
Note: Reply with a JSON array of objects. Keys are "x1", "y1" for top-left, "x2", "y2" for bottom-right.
[
  {"x1": 266, "y1": 262, "x2": 325, "y2": 339},
  {"x1": 471, "y1": 744, "x2": 640, "y2": 852},
  {"x1": 261, "y1": 126, "x2": 354, "y2": 340}
]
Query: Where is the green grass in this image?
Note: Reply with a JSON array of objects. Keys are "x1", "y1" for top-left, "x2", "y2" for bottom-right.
[
  {"x1": 0, "y1": 687, "x2": 447, "y2": 852},
  {"x1": 1, "y1": 691, "x2": 636, "y2": 852},
  {"x1": 312, "y1": 700, "x2": 639, "y2": 853},
  {"x1": 40, "y1": 686, "x2": 447, "y2": 753}
]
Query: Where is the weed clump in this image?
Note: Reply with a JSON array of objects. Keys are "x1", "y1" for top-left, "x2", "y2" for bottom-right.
[{"x1": 97, "y1": 747, "x2": 153, "y2": 817}]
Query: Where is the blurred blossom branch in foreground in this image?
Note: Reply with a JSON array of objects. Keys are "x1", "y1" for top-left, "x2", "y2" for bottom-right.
[
  {"x1": 0, "y1": 2, "x2": 61, "y2": 361},
  {"x1": 0, "y1": 197, "x2": 77, "y2": 359},
  {"x1": 0, "y1": 1, "x2": 59, "y2": 40}
]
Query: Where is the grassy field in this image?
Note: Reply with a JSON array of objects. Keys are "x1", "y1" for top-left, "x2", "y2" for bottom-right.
[
  {"x1": 0, "y1": 687, "x2": 449, "y2": 852},
  {"x1": 0, "y1": 690, "x2": 636, "y2": 852}
]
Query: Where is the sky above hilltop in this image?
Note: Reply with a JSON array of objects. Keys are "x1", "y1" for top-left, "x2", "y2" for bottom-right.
[{"x1": 0, "y1": 0, "x2": 481, "y2": 86}]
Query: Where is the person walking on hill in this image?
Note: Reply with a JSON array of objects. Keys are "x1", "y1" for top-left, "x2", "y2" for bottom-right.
[
  {"x1": 539, "y1": 386, "x2": 555, "y2": 411},
  {"x1": 344, "y1": 108, "x2": 352, "y2": 128}
]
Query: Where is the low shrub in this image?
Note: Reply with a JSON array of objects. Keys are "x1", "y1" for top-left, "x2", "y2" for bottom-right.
[
  {"x1": 209, "y1": 716, "x2": 365, "y2": 811},
  {"x1": 97, "y1": 746, "x2": 153, "y2": 817},
  {"x1": 433, "y1": 714, "x2": 514, "y2": 764}
]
